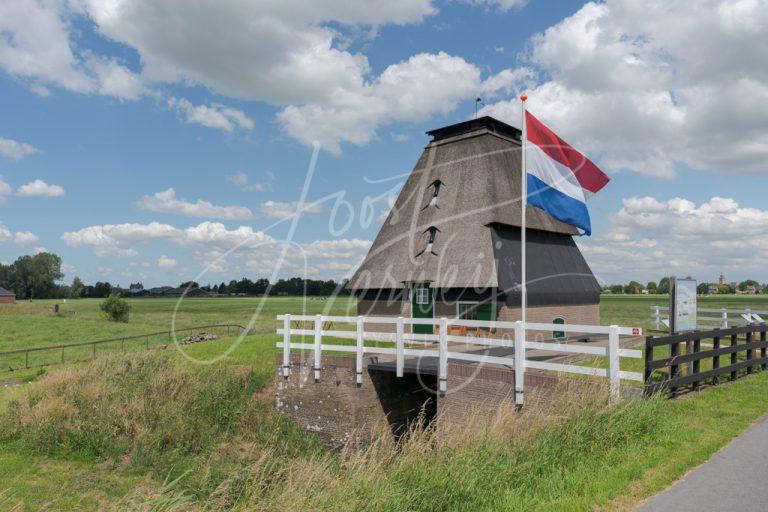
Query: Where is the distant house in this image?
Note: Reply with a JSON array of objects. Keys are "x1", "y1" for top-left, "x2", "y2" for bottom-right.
[
  {"x1": 0, "y1": 287, "x2": 15, "y2": 304},
  {"x1": 148, "y1": 286, "x2": 174, "y2": 296},
  {"x1": 708, "y1": 285, "x2": 719, "y2": 295},
  {"x1": 163, "y1": 287, "x2": 208, "y2": 297}
]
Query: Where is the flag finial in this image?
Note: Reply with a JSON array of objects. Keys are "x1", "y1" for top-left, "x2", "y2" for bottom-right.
[{"x1": 520, "y1": 93, "x2": 528, "y2": 102}]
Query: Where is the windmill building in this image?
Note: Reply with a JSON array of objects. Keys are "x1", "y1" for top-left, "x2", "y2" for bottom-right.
[{"x1": 348, "y1": 116, "x2": 601, "y2": 337}]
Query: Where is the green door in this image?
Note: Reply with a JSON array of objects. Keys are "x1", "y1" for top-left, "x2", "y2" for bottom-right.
[
  {"x1": 553, "y1": 317, "x2": 566, "y2": 339},
  {"x1": 411, "y1": 283, "x2": 434, "y2": 334}
]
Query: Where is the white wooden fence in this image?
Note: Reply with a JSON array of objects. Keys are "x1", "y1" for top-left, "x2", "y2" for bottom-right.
[
  {"x1": 651, "y1": 306, "x2": 768, "y2": 330},
  {"x1": 276, "y1": 315, "x2": 643, "y2": 405}
]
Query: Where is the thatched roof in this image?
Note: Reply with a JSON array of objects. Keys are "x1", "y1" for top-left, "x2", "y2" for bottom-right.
[{"x1": 349, "y1": 116, "x2": 586, "y2": 292}]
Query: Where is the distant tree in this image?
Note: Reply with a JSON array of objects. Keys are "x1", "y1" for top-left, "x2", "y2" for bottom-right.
[
  {"x1": 93, "y1": 281, "x2": 113, "y2": 298},
  {"x1": 697, "y1": 283, "x2": 709, "y2": 295},
  {"x1": 658, "y1": 277, "x2": 671, "y2": 295},
  {"x1": 718, "y1": 284, "x2": 734, "y2": 295},
  {"x1": 610, "y1": 284, "x2": 624, "y2": 294},
  {"x1": 219, "y1": 282, "x2": 228, "y2": 294},
  {"x1": 179, "y1": 281, "x2": 199, "y2": 289},
  {"x1": 739, "y1": 280, "x2": 760, "y2": 292},
  {"x1": 623, "y1": 281, "x2": 644, "y2": 294},
  {"x1": 100, "y1": 296, "x2": 130, "y2": 322},
  {"x1": 70, "y1": 276, "x2": 85, "y2": 298},
  {"x1": 646, "y1": 281, "x2": 658, "y2": 294},
  {"x1": 9, "y1": 252, "x2": 64, "y2": 300}
]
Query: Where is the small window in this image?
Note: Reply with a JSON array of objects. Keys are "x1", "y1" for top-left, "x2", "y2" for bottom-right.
[
  {"x1": 416, "y1": 288, "x2": 430, "y2": 305},
  {"x1": 425, "y1": 180, "x2": 444, "y2": 208},
  {"x1": 553, "y1": 316, "x2": 566, "y2": 339},
  {"x1": 417, "y1": 226, "x2": 440, "y2": 256},
  {"x1": 457, "y1": 302, "x2": 479, "y2": 320}
]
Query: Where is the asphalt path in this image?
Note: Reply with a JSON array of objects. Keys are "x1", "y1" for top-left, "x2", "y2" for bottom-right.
[{"x1": 637, "y1": 414, "x2": 768, "y2": 512}]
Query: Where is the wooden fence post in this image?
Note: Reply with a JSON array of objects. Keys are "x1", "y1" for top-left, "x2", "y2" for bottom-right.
[
  {"x1": 396, "y1": 316, "x2": 404, "y2": 378},
  {"x1": 644, "y1": 336, "x2": 653, "y2": 395},
  {"x1": 282, "y1": 314, "x2": 291, "y2": 379},
  {"x1": 692, "y1": 335, "x2": 701, "y2": 391},
  {"x1": 761, "y1": 325, "x2": 767, "y2": 371},
  {"x1": 313, "y1": 314, "x2": 322, "y2": 383},
  {"x1": 712, "y1": 332, "x2": 720, "y2": 385},
  {"x1": 355, "y1": 316, "x2": 364, "y2": 387},
  {"x1": 746, "y1": 329, "x2": 754, "y2": 375},
  {"x1": 608, "y1": 325, "x2": 620, "y2": 403},
  {"x1": 730, "y1": 333, "x2": 738, "y2": 381},
  {"x1": 438, "y1": 317, "x2": 448, "y2": 398},
  {"x1": 670, "y1": 334, "x2": 680, "y2": 394},
  {"x1": 514, "y1": 321, "x2": 525, "y2": 408}
]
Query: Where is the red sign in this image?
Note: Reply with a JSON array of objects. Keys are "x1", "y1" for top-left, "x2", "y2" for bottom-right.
[{"x1": 632, "y1": 328, "x2": 642, "y2": 336}]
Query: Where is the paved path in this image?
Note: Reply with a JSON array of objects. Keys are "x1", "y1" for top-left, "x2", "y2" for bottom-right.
[{"x1": 637, "y1": 414, "x2": 768, "y2": 512}]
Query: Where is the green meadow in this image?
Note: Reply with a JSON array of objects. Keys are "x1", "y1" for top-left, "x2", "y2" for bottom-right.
[{"x1": 0, "y1": 294, "x2": 767, "y2": 511}]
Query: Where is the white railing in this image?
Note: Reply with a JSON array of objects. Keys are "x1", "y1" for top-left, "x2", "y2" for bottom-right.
[
  {"x1": 651, "y1": 306, "x2": 768, "y2": 330},
  {"x1": 276, "y1": 315, "x2": 643, "y2": 405}
]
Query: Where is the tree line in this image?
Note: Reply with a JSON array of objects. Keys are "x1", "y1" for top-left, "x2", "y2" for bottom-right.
[
  {"x1": 604, "y1": 277, "x2": 768, "y2": 295},
  {"x1": 0, "y1": 252, "x2": 349, "y2": 299}
]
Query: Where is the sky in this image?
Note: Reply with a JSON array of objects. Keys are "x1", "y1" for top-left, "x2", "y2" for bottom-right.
[{"x1": 1, "y1": 0, "x2": 767, "y2": 288}]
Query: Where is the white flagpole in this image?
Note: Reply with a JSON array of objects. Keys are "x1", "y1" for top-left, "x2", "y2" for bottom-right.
[{"x1": 520, "y1": 94, "x2": 528, "y2": 328}]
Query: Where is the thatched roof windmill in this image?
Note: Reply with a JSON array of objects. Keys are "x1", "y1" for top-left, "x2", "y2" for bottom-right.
[{"x1": 348, "y1": 116, "x2": 601, "y2": 335}]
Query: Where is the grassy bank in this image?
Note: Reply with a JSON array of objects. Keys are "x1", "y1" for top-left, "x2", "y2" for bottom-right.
[
  {"x1": 2, "y1": 347, "x2": 768, "y2": 510},
  {"x1": 2, "y1": 295, "x2": 768, "y2": 510}
]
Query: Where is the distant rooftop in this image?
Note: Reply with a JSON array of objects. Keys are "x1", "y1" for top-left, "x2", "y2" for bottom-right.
[
  {"x1": 0, "y1": 287, "x2": 14, "y2": 296},
  {"x1": 426, "y1": 116, "x2": 521, "y2": 142}
]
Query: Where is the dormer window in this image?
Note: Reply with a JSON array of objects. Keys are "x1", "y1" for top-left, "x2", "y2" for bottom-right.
[
  {"x1": 424, "y1": 180, "x2": 444, "y2": 209},
  {"x1": 417, "y1": 226, "x2": 440, "y2": 256}
]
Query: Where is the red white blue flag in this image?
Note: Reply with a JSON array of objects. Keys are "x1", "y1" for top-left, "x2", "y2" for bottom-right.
[{"x1": 524, "y1": 111, "x2": 610, "y2": 235}]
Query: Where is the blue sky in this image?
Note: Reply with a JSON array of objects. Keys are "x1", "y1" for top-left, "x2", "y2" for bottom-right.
[{"x1": 1, "y1": 0, "x2": 767, "y2": 287}]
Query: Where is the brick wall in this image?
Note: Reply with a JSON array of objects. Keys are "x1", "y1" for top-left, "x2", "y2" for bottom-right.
[{"x1": 276, "y1": 354, "x2": 598, "y2": 448}]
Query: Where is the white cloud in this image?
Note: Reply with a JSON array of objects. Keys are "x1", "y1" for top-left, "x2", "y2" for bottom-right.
[
  {"x1": 84, "y1": 54, "x2": 148, "y2": 101},
  {"x1": 157, "y1": 255, "x2": 177, "y2": 268},
  {"x1": 278, "y1": 51, "x2": 520, "y2": 154},
  {"x1": 32, "y1": 246, "x2": 47, "y2": 255},
  {"x1": 0, "y1": 138, "x2": 38, "y2": 161},
  {"x1": 61, "y1": 218, "x2": 371, "y2": 279},
  {"x1": 168, "y1": 97, "x2": 253, "y2": 133},
  {"x1": 13, "y1": 231, "x2": 39, "y2": 245},
  {"x1": 0, "y1": 0, "x2": 145, "y2": 100},
  {"x1": 136, "y1": 188, "x2": 253, "y2": 220},
  {"x1": 468, "y1": 0, "x2": 527, "y2": 11},
  {"x1": 0, "y1": 177, "x2": 11, "y2": 197},
  {"x1": 226, "y1": 171, "x2": 273, "y2": 192},
  {"x1": 0, "y1": 221, "x2": 38, "y2": 246},
  {"x1": 482, "y1": 0, "x2": 768, "y2": 177},
  {"x1": 258, "y1": 201, "x2": 328, "y2": 219},
  {"x1": 16, "y1": 179, "x2": 65, "y2": 197},
  {"x1": 580, "y1": 195, "x2": 768, "y2": 283}
]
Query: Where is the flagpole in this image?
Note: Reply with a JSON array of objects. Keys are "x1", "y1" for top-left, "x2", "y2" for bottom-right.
[{"x1": 520, "y1": 94, "x2": 528, "y2": 329}]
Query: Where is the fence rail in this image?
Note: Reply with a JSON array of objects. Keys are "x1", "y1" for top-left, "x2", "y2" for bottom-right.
[
  {"x1": 651, "y1": 306, "x2": 767, "y2": 330},
  {"x1": 276, "y1": 314, "x2": 643, "y2": 405},
  {"x1": 0, "y1": 324, "x2": 248, "y2": 373},
  {"x1": 644, "y1": 323, "x2": 768, "y2": 395}
]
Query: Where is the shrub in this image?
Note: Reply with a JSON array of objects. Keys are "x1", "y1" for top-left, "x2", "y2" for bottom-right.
[{"x1": 100, "y1": 295, "x2": 130, "y2": 322}]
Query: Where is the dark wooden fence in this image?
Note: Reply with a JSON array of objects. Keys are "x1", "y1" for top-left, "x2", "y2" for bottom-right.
[
  {"x1": 0, "y1": 324, "x2": 250, "y2": 374},
  {"x1": 644, "y1": 324, "x2": 768, "y2": 395}
]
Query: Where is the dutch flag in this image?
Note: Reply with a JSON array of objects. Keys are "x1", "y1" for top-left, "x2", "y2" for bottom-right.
[{"x1": 523, "y1": 110, "x2": 610, "y2": 236}]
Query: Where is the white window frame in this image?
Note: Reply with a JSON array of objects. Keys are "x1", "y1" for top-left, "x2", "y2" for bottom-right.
[
  {"x1": 415, "y1": 287, "x2": 430, "y2": 305},
  {"x1": 456, "y1": 301, "x2": 480, "y2": 320}
]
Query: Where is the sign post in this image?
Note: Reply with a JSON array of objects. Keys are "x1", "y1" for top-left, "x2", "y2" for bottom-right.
[{"x1": 670, "y1": 277, "x2": 698, "y2": 376}]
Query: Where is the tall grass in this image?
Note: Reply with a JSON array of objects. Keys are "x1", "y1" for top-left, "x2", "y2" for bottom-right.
[{"x1": 1, "y1": 352, "x2": 673, "y2": 511}]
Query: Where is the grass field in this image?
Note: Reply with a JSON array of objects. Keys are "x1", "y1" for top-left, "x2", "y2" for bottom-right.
[{"x1": 0, "y1": 294, "x2": 767, "y2": 510}]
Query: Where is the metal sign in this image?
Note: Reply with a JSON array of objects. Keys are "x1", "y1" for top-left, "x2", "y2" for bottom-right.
[{"x1": 670, "y1": 277, "x2": 697, "y2": 333}]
